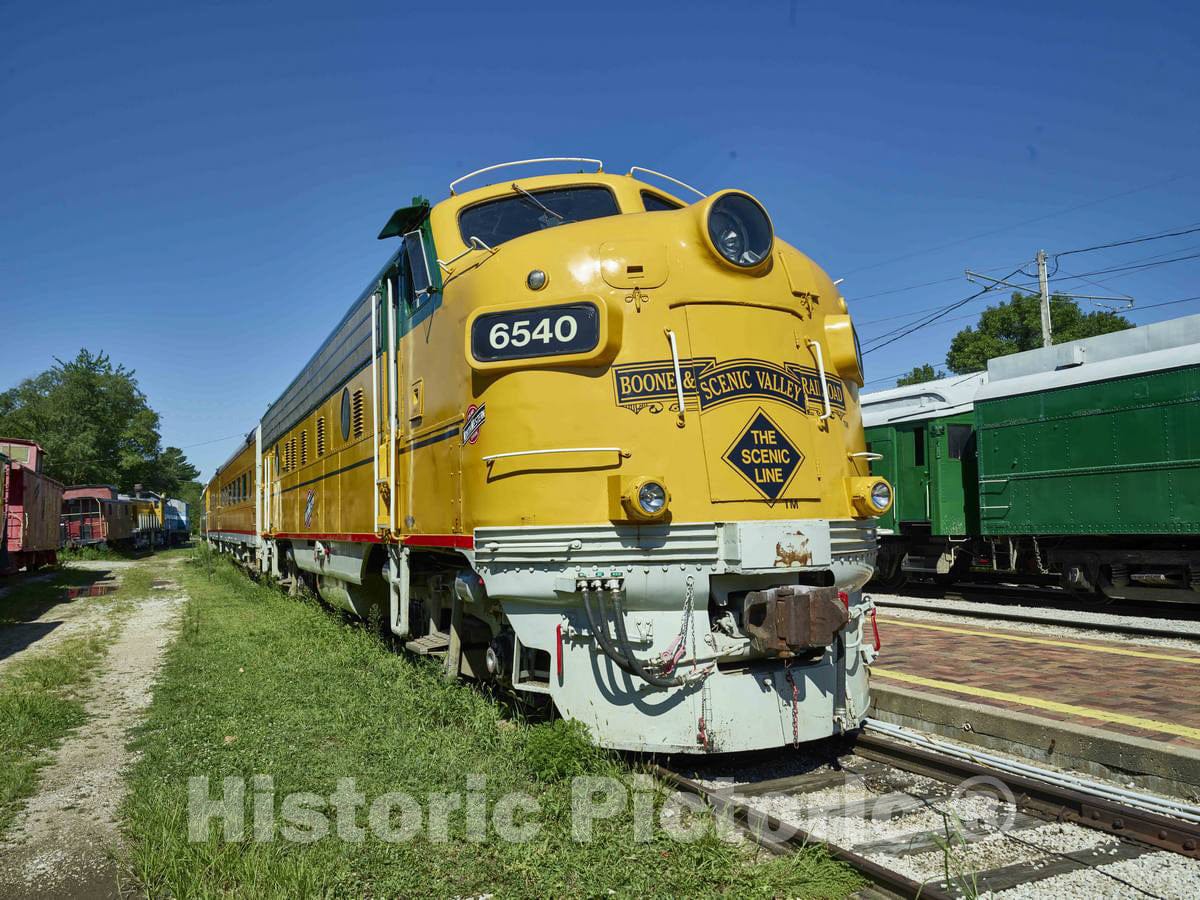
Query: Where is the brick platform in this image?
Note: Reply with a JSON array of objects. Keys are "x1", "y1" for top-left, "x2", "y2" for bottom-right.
[{"x1": 871, "y1": 613, "x2": 1200, "y2": 751}]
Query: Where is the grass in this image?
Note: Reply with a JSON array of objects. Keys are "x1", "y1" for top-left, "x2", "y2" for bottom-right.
[
  {"x1": 59, "y1": 545, "x2": 135, "y2": 563},
  {"x1": 931, "y1": 811, "x2": 980, "y2": 899},
  {"x1": 0, "y1": 631, "x2": 112, "y2": 831},
  {"x1": 0, "y1": 555, "x2": 160, "y2": 832},
  {"x1": 122, "y1": 550, "x2": 864, "y2": 898}
]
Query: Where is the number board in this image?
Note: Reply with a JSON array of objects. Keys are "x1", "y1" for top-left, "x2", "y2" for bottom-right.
[{"x1": 470, "y1": 302, "x2": 600, "y2": 362}]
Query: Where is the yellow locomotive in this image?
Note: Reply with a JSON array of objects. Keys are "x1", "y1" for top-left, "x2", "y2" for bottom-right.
[{"x1": 205, "y1": 159, "x2": 892, "y2": 753}]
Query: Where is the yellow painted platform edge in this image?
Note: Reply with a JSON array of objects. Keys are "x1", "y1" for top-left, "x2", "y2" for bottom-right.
[{"x1": 871, "y1": 667, "x2": 1200, "y2": 742}]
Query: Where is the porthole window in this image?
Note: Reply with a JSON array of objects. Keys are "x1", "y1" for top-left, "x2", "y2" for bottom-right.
[{"x1": 341, "y1": 388, "x2": 352, "y2": 441}]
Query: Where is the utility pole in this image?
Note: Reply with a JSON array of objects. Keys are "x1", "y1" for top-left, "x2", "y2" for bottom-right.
[
  {"x1": 1036, "y1": 249, "x2": 1052, "y2": 348},
  {"x1": 966, "y1": 253, "x2": 1134, "y2": 342}
]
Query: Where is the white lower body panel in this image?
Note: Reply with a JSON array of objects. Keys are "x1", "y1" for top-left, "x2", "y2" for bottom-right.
[{"x1": 473, "y1": 519, "x2": 877, "y2": 753}]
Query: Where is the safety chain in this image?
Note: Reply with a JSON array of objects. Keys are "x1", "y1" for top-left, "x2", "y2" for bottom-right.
[
  {"x1": 658, "y1": 576, "x2": 695, "y2": 675},
  {"x1": 784, "y1": 660, "x2": 800, "y2": 749},
  {"x1": 1032, "y1": 535, "x2": 1048, "y2": 575}
]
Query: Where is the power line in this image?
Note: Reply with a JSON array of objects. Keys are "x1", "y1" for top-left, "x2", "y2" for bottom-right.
[
  {"x1": 861, "y1": 267, "x2": 1024, "y2": 355},
  {"x1": 858, "y1": 303, "x2": 951, "y2": 326},
  {"x1": 176, "y1": 432, "x2": 247, "y2": 450},
  {"x1": 1125, "y1": 294, "x2": 1200, "y2": 314},
  {"x1": 841, "y1": 173, "x2": 1187, "y2": 277},
  {"x1": 1054, "y1": 222, "x2": 1200, "y2": 259},
  {"x1": 859, "y1": 305, "x2": 1002, "y2": 338},
  {"x1": 862, "y1": 369, "x2": 929, "y2": 386},
  {"x1": 1054, "y1": 249, "x2": 1200, "y2": 281},
  {"x1": 1050, "y1": 263, "x2": 1134, "y2": 302},
  {"x1": 852, "y1": 219, "x2": 1200, "y2": 323},
  {"x1": 850, "y1": 262, "x2": 1027, "y2": 304},
  {"x1": 863, "y1": 292, "x2": 1200, "y2": 371},
  {"x1": 851, "y1": 274, "x2": 964, "y2": 302},
  {"x1": 969, "y1": 242, "x2": 1200, "y2": 295}
]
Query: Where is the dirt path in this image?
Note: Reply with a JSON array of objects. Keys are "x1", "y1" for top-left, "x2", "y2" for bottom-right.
[
  {"x1": 0, "y1": 562, "x2": 139, "y2": 673},
  {"x1": 0, "y1": 563, "x2": 186, "y2": 899}
]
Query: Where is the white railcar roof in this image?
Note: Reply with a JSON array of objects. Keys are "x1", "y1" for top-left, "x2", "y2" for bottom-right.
[
  {"x1": 977, "y1": 312, "x2": 1200, "y2": 402},
  {"x1": 861, "y1": 371, "x2": 988, "y2": 427}
]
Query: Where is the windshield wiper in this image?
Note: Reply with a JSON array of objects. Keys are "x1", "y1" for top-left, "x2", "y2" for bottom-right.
[{"x1": 511, "y1": 182, "x2": 563, "y2": 222}]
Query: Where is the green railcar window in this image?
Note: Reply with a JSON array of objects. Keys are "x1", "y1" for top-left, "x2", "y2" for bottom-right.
[
  {"x1": 913, "y1": 429, "x2": 925, "y2": 467},
  {"x1": 948, "y1": 425, "x2": 975, "y2": 460}
]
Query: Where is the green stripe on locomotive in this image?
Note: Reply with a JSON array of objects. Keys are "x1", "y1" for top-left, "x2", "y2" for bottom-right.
[
  {"x1": 866, "y1": 412, "x2": 980, "y2": 536},
  {"x1": 975, "y1": 363, "x2": 1200, "y2": 535}
]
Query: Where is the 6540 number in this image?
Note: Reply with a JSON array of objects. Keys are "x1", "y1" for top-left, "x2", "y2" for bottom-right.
[{"x1": 470, "y1": 303, "x2": 600, "y2": 362}]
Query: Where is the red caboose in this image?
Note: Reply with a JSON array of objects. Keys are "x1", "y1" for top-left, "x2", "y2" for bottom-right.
[
  {"x1": 1, "y1": 438, "x2": 65, "y2": 575},
  {"x1": 61, "y1": 485, "x2": 135, "y2": 549}
]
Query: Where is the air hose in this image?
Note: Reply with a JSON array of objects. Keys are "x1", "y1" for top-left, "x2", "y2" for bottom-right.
[
  {"x1": 580, "y1": 587, "x2": 684, "y2": 689},
  {"x1": 604, "y1": 589, "x2": 686, "y2": 688}
]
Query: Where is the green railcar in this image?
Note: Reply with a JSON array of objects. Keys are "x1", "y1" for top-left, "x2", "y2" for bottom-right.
[
  {"x1": 863, "y1": 314, "x2": 1200, "y2": 601},
  {"x1": 974, "y1": 317, "x2": 1200, "y2": 600},
  {"x1": 863, "y1": 374, "x2": 985, "y2": 587}
]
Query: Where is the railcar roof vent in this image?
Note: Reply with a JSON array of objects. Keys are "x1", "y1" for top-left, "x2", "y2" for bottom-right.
[{"x1": 1054, "y1": 345, "x2": 1087, "y2": 370}]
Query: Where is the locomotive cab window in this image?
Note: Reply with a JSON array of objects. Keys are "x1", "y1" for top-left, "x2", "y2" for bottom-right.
[
  {"x1": 458, "y1": 186, "x2": 619, "y2": 248},
  {"x1": 403, "y1": 230, "x2": 432, "y2": 306},
  {"x1": 913, "y1": 428, "x2": 925, "y2": 467},
  {"x1": 641, "y1": 191, "x2": 683, "y2": 212}
]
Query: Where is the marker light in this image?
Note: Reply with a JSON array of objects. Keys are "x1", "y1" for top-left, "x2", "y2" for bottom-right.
[
  {"x1": 637, "y1": 481, "x2": 667, "y2": 515},
  {"x1": 622, "y1": 477, "x2": 670, "y2": 521},
  {"x1": 870, "y1": 481, "x2": 892, "y2": 511},
  {"x1": 527, "y1": 269, "x2": 548, "y2": 290},
  {"x1": 849, "y1": 477, "x2": 893, "y2": 517}
]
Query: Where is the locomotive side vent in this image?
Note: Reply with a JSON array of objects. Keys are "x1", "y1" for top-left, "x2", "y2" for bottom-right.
[
  {"x1": 352, "y1": 389, "x2": 365, "y2": 439},
  {"x1": 316, "y1": 417, "x2": 326, "y2": 457},
  {"x1": 300, "y1": 430, "x2": 309, "y2": 467}
]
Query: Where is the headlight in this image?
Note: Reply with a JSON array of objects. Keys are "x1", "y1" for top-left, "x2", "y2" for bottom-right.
[
  {"x1": 637, "y1": 482, "x2": 667, "y2": 515},
  {"x1": 870, "y1": 481, "x2": 892, "y2": 511},
  {"x1": 706, "y1": 192, "x2": 773, "y2": 268}
]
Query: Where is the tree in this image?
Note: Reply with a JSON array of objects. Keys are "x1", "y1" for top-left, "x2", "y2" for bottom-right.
[
  {"x1": 0, "y1": 349, "x2": 198, "y2": 494},
  {"x1": 173, "y1": 479, "x2": 205, "y2": 534},
  {"x1": 150, "y1": 446, "x2": 201, "y2": 496},
  {"x1": 946, "y1": 292, "x2": 1131, "y2": 374},
  {"x1": 896, "y1": 363, "x2": 946, "y2": 387}
]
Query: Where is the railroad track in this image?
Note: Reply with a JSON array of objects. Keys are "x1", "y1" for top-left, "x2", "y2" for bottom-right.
[
  {"x1": 876, "y1": 580, "x2": 1200, "y2": 617},
  {"x1": 869, "y1": 584, "x2": 1200, "y2": 641},
  {"x1": 660, "y1": 721, "x2": 1200, "y2": 899}
]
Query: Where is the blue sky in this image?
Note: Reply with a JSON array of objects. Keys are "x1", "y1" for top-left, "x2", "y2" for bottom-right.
[{"x1": 3, "y1": 0, "x2": 1197, "y2": 478}]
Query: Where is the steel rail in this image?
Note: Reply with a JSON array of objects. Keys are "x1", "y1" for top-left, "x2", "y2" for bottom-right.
[
  {"x1": 872, "y1": 595, "x2": 1200, "y2": 640},
  {"x1": 651, "y1": 764, "x2": 951, "y2": 900},
  {"x1": 872, "y1": 578, "x2": 1200, "y2": 614},
  {"x1": 854, "y1": 726, "x2": 1200, "y2": 858}
]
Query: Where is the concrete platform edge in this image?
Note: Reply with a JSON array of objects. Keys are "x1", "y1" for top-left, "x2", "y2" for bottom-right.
[{"x1": 870, "y1": 683, "x2": 1200, "y2": 802}]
